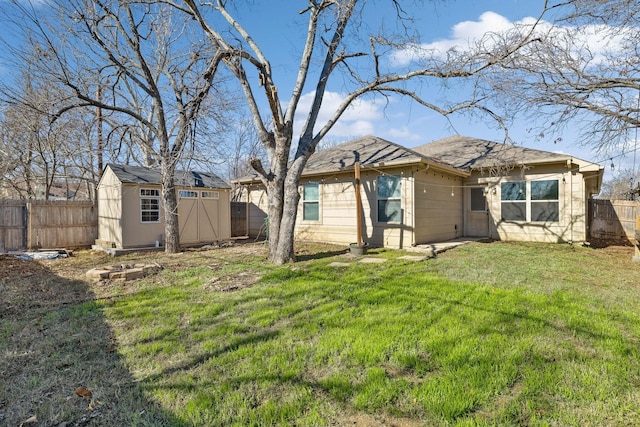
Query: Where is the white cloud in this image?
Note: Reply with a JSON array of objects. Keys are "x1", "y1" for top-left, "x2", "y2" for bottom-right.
[
  {"x1": 391, "y1": 11, "x2": 520, "y2": 66},
  {"x1": 390, "y1": 11, "x2": 629, "y2": 67},
  {"x1": 293, "y1": 90, "x2": 383, "y2": 138}
]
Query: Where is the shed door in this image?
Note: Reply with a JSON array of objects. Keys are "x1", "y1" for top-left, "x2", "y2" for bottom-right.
[
  {"x1": 178, "y1": 195, "x2": 199, "y2": 243},
  {"x1": 465, "y1": 187, "x2": 489, "y2": 237},
  {"x1": 178, "y1": 191, "x2": 220, "y2": 244},
  {"x1": 198, "y1": 196, "x2": 219, "y2": 242}
]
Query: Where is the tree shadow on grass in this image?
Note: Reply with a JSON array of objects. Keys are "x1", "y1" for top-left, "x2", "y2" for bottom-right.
[
  {"x1": 0, "y1": 256, "x2": 186, "y2": 426},
  {"x1": 295, "y1": 248, "x2": 348, "y2": 262}
]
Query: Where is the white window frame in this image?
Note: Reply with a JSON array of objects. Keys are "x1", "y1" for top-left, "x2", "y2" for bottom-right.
[
  {"x1": 140, "y1": 188, "x2": 161, "y2": 223},
  {"x1": 178, "y1": 190, "x2": 198, "y2": 198},
  {"x1": 500, "y1": 180, "x2": 559, "y2": 223},
  {"x1": 376, "y1": 175, "x2": 402, "y2": 224},
  {"x1": 201, "y1": 191, "x2": 219, "y2": 199},
  {"x1": 302, "y1": 182, "x2": 320, "y2": 222}
]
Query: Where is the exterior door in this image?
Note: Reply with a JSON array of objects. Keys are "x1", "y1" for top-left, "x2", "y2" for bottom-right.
[
  {"x1": 465, "y1": 187, "x2": 489, "y2": 237},
  {"x1": 179, "y1": 190, "x2": 221, "y2": 244}
]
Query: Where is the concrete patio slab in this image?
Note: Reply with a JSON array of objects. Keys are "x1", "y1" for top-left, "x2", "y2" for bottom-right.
[
  {"x1": 406, "y1": 237, "x2": 490, "y2": 255},
  {"x1": 359, "y1": 257, "x2": 387, "y2": 264}
]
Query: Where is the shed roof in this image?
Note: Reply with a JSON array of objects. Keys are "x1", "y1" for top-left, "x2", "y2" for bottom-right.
[{"x1": 106, "y1": 164, "x2": 231, "y2": 189}]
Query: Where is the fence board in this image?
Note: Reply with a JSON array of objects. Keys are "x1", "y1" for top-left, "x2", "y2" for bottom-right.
[
  {"x1": 591, "y1": 199, "x2": 639, "y2": 241},
  {"x1": 0, "y1": 201, "x2": 26, "y2": 251},
  {"x1": 231, "y1": 202, "x2": 247, "y2": 237},
  {"x1": 0, "y1": 200, "x2": 97, "y2": 251}
]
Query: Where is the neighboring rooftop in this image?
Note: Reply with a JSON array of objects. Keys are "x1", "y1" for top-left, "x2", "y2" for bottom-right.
[{"x1": 106, "y1": 164, "x2": 231, "y2": 189}]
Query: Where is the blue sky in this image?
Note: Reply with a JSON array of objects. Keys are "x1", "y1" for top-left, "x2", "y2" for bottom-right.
[
  {"x1": 0, "y1": 0, "x2": 634, "y2": 179},
  {"x1": 222, "y1": 0, "x2": 633, "y2": 179}
]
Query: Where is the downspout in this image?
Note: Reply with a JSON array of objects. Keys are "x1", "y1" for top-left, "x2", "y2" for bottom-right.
[{"x1": 412, "y1": 171, "x2": 416, "y2": 245}]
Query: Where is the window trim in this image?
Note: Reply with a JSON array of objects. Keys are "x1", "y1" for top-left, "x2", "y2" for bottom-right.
[
  {"x1": 500, "y1": 180, "x2": 560, "y2": 223},
  {"x1": 301, "y1": 182, "x2": 320, "y2": 222},
  {"x1": 470, "y1": 187, "x2": 487, "y2": 212},
  {"x1": 376, "y1": 175, "x2": 402, "y2": 224},
  {"x1": 201, "y1": 191, "x2": 219, "y2": 199},
  {"x1": 178, "y1": 190, "x2": 198, "y2": 198},
  {"x1": 140, "y1": 188, "x2": 161, "y2": 223}
]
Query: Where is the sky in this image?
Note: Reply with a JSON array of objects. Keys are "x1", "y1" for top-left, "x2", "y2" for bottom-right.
[
  {"x1": 230, "y1": 0, "x2": 638, "y2": 181},
  {"x1": 0, "y1": 0, "x2": 636, "y2": 181}
]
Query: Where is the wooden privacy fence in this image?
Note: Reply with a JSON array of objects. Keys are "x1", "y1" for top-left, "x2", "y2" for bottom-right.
[
  {"x1": 0, "y1": 200, "x2": 97, "y2": 251},
  {"x1": 231, "y1": 202, "x2": 247, "y2": 237},
  {"x1": 590, "y1": 199, "x2": 639, "y2": 241}
]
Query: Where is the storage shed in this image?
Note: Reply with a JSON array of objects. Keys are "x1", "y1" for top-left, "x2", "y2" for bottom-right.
[{"x1": 96, "y1": 164, "x2": 231, "y2": 249}]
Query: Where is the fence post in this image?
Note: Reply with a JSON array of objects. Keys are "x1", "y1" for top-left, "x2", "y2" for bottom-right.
[
  {"x1": 634, "y1": 215, "x2": 640, "y2": 262},
  {"x1": 26, "y1": 201, "x2": 33, "y2": 249}
]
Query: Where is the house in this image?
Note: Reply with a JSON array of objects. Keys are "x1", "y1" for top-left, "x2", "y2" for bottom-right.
[
  {"x1": 236, "y1": 135, "x2": 604, "y2": 248},
  {"x1": 96, "y1": 164, "x2": 231, "y2": 250}
]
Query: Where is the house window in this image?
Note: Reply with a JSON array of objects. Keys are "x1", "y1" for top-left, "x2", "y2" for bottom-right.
[
  {"x1": 501, "y1": 180, "x2": 559, "y2": 222},
  {"x1": 377, "y1": 175, "x2": 401, "y2": 223},
  {"x1": 178, "y1": 190, "x2": 198, "y2": 198},
  {"x1": 140, "y1": 188, "x2": 160, "y2": 223},
  {"x1": 201, "y1": 191, "x2": 219, "y2": 199},
  {"x1": 531, "y1": 180, "x2": 559, "y2": 222},
  {"x1": 470, "y1": 188, "x2": 486, "y2": 211},
  {"x1": 302, "y1": 182, "x2": 319, "y2": 221},
  {"x1": 501, "y1": 182, "x2": 526, "y2": 221}
]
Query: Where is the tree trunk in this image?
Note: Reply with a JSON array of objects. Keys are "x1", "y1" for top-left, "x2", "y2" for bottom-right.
[
  {"x1": 161, "y1": 162, "x2": 180, "y2": 253},
  {"x1": 266, "y1": 157, "x2": 306, "y2": 264}
]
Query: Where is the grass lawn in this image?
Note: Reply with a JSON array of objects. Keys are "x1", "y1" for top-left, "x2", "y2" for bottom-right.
[{"x1": 2, "y1": 241, "x2": 640, "y2": 426}]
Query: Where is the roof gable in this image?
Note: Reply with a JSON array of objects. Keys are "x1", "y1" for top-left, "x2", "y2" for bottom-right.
[
  {"x1": 105, "y1": 164, "x2": 230, "y2": 189},
  {"x1": 303, "y1": 135, "x2": 427, "y2": 173},
  {"x1": 413, "y1": 136, "x2": 574, "y2": 170},
  {"x1": 236, "y1": 135, "x2": 466, "y2": 183}
]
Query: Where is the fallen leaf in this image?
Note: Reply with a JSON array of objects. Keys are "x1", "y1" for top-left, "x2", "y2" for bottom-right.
[{"x1": 75, "y1": 387, "x2": 93, "y2": 398}]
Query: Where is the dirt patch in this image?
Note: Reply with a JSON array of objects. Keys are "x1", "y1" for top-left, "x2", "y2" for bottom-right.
[
  {"x1": 0, "y1": 255, "x2": 88, "y2": 317},
  {"x1": 0, "y1": 255, "x2": 179, "y2": 425}
]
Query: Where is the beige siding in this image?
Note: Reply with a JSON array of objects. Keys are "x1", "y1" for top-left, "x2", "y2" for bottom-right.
[
  {"x1": 243, "y1": 167, "x2": 418, "y2": 248},
  {"x1": 296, "y1": 167, "x2": 416, "y2": 248},
  {"x1": 413, "y1": 169, "x2": 464, "y2": 243},
  {"x1": 120, "y1": 184, "x2": 165, "y2": 248},
  {"x1": 470, "y1": 163, "x2": 589, "y2": 243},
  {"x1": 97, "y1": 168, "x2": 124, "y2": 247}
]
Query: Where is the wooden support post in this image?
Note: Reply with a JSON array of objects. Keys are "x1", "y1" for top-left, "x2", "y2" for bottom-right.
[
  {"x1": 355, "y1": 162, "x2": 363, "y2": 247},
  {"x1": 634, "y1": 215, "x2": 640, "y2": 262}
]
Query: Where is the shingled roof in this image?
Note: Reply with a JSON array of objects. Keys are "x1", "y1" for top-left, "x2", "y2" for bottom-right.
[
  {"x1": 413, "y1": 135, "x2": 574, "y2": 170},
  {"x1": 236, "y1": 135, "x2": 466, "y2": 183},
  {"x1": 106, "y1": 164, "x2": 231, "y2": 189}
]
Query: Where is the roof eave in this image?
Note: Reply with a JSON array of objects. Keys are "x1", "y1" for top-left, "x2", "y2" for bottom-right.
[{"x1": 234, "y1": 158, "x2": 468, "y2": 185}]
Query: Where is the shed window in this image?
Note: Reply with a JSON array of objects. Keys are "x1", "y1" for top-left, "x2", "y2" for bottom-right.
[
  {"x1": 178, "y1": 190, "x2": 198, "y2": 198},
  {"x1": 140, "y1": 188, "x2": 160, "y2": 223},
  {"x1": 501, "y1": 180, "x2": 559, "y2": 222},
  {"x1": 377, "y1": 175, "x2": 401, "y2": 223},
  {"x1": 201, "y1": 191, "x2": 219, "y2": 199},
  {"x1": 302, "y1": 182, "x2": 319, "y2": 221}
]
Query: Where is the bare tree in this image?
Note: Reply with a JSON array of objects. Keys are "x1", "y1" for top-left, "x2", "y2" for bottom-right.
[
  {"x1": 0, "y1": 71, "x2": 95, "y2": 200},
  {"x1": 483, "y1": 0, "x2": 640, "y2": 155},
  {"x1": 1, "y1": 0, "x2": 230, "y2": 252},
  {"x1": 598, "y1": 168, "x2": 640, "y2": 200},
  {"x1": 169, "y1": 0, "x2": 554, "y2": 263}
]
